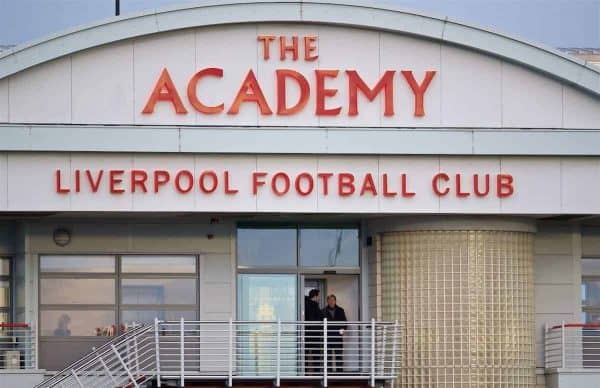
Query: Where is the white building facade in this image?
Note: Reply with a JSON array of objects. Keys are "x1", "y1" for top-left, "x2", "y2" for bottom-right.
[{"x1": 0, "y1": 1, "x2": 600, "y2": 387}]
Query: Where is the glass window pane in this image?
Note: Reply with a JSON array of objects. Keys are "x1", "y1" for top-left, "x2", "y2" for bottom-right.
[
  {"x1": 121, "y1": 279, "x2": 196, "y2": 305},
  {"x1": 40, "y1": 255, "x2": 115, "y2": 273},
  {"x1": 237, "y1": 228, "x2": 296, "y2": 267},
  {"x1": 121, "y1": 310, "x2": 196, "y2": 326},
  {"x1": 0, "y1": 258, "x2": 9, "y2": 276},
  {"x1": 40, "y1": 279, "x2": 115, "y2": 305},
  {"x1": 582, "y1": 280, "x2": 600, "y2": 308},
  {"x1": 237, "y1": 274, "x2": 297, "y2": 321},
  {"x1": 121, "y1": 255, "x2": 196, "y2": 273},
  {"x1": 583, "y1": 259, "x2": 600, "y2": 276},
  {"x1": 40, "y1": 310, "x2": 115, "y2": 336},
  {"x1": 583, "y1": 311, "x2": 600, "y2": 324},
  {"x1": 300, "y1": 228, "x2": 359, "y2": 267},
  {"x1": 0, "y1": 280, "x2": 9, "y2": 308},
  {"x1": 0, "y1": 312, "x2": 8, "y2": 325}
]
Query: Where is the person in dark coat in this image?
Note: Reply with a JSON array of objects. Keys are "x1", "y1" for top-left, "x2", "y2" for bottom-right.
[
  {"x1": 305, "y1": 289, "x2": 325, "y2": 374},
  {"x1": 323, "y1": 294, "x2": 348, "y2": 373}
]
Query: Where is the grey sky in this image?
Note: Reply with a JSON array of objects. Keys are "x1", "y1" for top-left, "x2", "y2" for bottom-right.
[{"x1": 0, "y1": 0, "x2": 599, "y2": 48}]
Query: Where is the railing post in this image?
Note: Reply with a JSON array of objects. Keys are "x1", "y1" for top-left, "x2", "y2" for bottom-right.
[
  {"x1": 180, "y1": 317, "x2": 185, "y2": 387},
  {"x1": 391, "y1": 321, "x2": 399, "y2": 379},
  {"x1": 323, "y1": 318, "x2": 328, "y2": 388},
  {"x1": 276, "y1": 320, "x2": 281, "y2": 387},
  {"x1": 228, "y1": 318, "x2": 233, "y2": 387},
  {"x1": 561, "y1": 320, "x2": 566, "y2": 369},
  {"x1": 379, "y1": 325, "x2": 387, "y2": 375},
  {"x1": 370, "y1": 318, "x2": 376, "y2": 388},
  {"x1": 71, "y1": 369, "x2": 84, "y2": 388},
  {"x1": 112, "y1": 344, "x2": 140, "y2": 388},
  {"x1": 155, "y1": 318, "x2": 162, "y2": 387},
  {"x1": 94, "y1": 346, "x2": 118, "y2": 386}
]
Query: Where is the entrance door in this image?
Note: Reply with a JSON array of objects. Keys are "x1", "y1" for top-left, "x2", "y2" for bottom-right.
[{"x1": 302, "y1": 275, "x2": 360, "y2": 373}]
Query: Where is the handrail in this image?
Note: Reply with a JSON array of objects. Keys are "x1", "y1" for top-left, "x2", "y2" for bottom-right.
[
  {"x1": 545, "y1": 321, "x2": 600, "y2": 370},
  {"x1": 34, "y1": 324, "x2": 152, "y2": 388},
  {"x1": 37, "y1": 319, "x2": 401, "y2": 388},
  {"x1": 0, "y1": 322, "x2": 36, "y2": 370}
]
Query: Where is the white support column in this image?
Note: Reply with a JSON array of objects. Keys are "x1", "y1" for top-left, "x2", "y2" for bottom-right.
[
  {"x1": 71, "y1": 369, "x2": 84, "y2": 388},
  {"x1": 276, "y1": 320, "x2": 281, "y2": 387},
  {"x1": 371, "y1": 318, "x2": 376, "y2": 388},
  {"x1": 154, "y1": 318, "x2": 162, "y2": 387},
  {"x1": 228, "y1": 318, "x2": 233, "y2": 387},
  {"x1": 180, "y1": 317, "x2": 185, "y2": 387},
  {"x1": 323, "y1": 319, "x2": 328, "y2": 388}
]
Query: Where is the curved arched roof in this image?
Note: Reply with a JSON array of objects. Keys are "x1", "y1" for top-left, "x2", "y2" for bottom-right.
[{"x1": 0, "y1": 0, "x2": 599, "y2": 96}]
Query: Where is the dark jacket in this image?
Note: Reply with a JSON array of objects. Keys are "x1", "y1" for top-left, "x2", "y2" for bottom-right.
[
  {"x1": 305, "y1": 297, "x2": 325, "y2": 348},
  {"x1": 323, "y1": 305, "x2": 347, "y2": 344},
  {"x1": 305, "y1": 297, "x2": 325, "y2": 322}
]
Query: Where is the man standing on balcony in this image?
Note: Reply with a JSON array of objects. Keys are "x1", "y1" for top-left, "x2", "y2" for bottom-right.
[
  {"x1": 305, "y1": 288, "x2": 325, "y2": 374},
  {"x1": 324, "y1": 294, "x2": 348, "y2": 374}
]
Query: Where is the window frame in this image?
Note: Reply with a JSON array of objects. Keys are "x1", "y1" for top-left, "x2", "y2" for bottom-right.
[
  {"x1": 0, "y1": 257, "x2": 13, "y2": 324},
  {"x1": 38, "y1": 253, "x2": 200, "y2": 340}
]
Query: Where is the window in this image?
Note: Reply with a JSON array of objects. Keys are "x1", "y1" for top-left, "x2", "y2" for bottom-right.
[
  {"x1": 237, "y1": 226, "x2": 360, "y2": 269},
  {"x1": 40, "y1": 255, "x2": 116, "y2": 337},
  {"x1": 582, "y1": 259, "x2": 600, "y2": 323},
  {"x1": 0, "y1": 257, "x2": 11, "y2": 324},
  {"x1": 237, "y1": 228, "x2": 297, "y2": 267},
  {"x1": 119, "y1": 255, "x2": 197, "y2": 326},
  {"x1": 300, "y1": 228, "x2": 359, "y2": 267},
  {"x1": 39, "y1": 254, "x2": 199, "y2": 335}
]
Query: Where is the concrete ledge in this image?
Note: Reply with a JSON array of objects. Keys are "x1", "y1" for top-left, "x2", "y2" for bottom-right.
[
  {"x1": 0, "y1": 369, "x2": 46, "y2": 388},
  {"x1": 545, "y1": 368, "x2": 600, "y2": 388},
  {"x1": 3, "y1": 125, "x2": 600, "y2": 156}
]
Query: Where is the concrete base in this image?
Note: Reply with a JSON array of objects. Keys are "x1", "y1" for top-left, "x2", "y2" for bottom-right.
[
  {"x1": 0, "y1": 369, "x2": 46, "y2": 388},
  {"x1": 546, "y1": 368, "x2": 600, "y2": 388}
]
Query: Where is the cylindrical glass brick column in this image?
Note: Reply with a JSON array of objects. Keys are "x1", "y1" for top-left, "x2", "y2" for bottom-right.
[{"x1": 380, "y1": 230, "x2": 534, "y2": 387}]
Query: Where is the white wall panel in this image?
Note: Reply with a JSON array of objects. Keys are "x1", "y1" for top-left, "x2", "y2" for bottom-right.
[
  {"x1": 256, "y1": 155, "x2": 318, "y2": 212},
  {"x1": 2, "y1": 24, "x2": 599, "y2": 128},
  {"x1": 316, "y1": 156, "x2": 379, "y2": 212},
  {"x1": 439, "y1": 156, "x2": 501, "y2": 213},
  {"x1": 134, "y1": 30, "x2": 196, "y2": 125},
  {"x1": 380, "y1": 33, "x2": 441, "y2": 127},
  {"x1": 316, "y1": 26, "x2": 380, "y2": 127},
  {"x1": 9, "y1": 57, "x2": 71, "y2": 124},
  {"x1": 561, "y1": 159, "x2": 600, "y2": 213},
  {"x1": 502, "y1": 62, "x2": 563, "y2": 128},
  {"x1": 132, "y1": 154, "x2": 195, "y2": 211},
  {"x1": 500, "y1": 158, "x2": 561, "y2": 213},
  {"x1": 70, "y1": 154, "x2": 134, "y2": 211},
  {"x1": 0, "y1": 78, "x2": 8, "y2": 122},
  {"x1": 440, "y1": 45, "x2": 502, "y2": 127},
  {"x1": 72, "y1": 42, "x2": 134, "y2": 124},
  {"x1": 194, "y1": 155, "x2": 257, "y2": 212},
  {"x1": 3, "y1": 153, "x2": 600, "y2": 214},
  {"x1": 194, "y1": 25, "x2": 258, "y2": 126},
  {"x1": 7, "y1": 153, "x2": 71, "y2": 210},
  {"x1": 563, "y1": 85, "x2": 600, "y2": 129},
  {"x1": 257, "y1": 24, "x2": 319, "y2": 127},
  {"x1": 378, "y1": 156, "x2": 439, "y2": 212}
]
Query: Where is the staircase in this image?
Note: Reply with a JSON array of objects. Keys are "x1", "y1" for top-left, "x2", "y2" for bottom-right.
[{"x1": 35, "y1": 319, "x2": 400, "y2": 388}]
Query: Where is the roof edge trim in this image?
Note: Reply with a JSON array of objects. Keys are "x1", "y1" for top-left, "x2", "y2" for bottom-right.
[{"x1": 0, "y1": 0, "x2": 599, "y2": 96}]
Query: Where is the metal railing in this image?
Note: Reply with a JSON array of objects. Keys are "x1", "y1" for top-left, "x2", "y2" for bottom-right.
[
  {"x1": 545, "y1": 322, "x2": 600, "y2": 369},
  {"x1": 0, "y1": 323, "x2": 36, "y2": 369},
  {"x1": 37, "y1": 318, "x2": 400, "y2": 388}
]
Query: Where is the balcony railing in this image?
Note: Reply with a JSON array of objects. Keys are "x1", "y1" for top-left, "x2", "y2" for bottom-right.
[
  {"x1": 37, "y1": 319, "x2": 400, "y2": 388},
  {"x1": 0, "y1": 323, "x2": 37, "y2": 369},
  {"x1": 545, "y1": 322, "x2": 600, "y2": 369}
]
